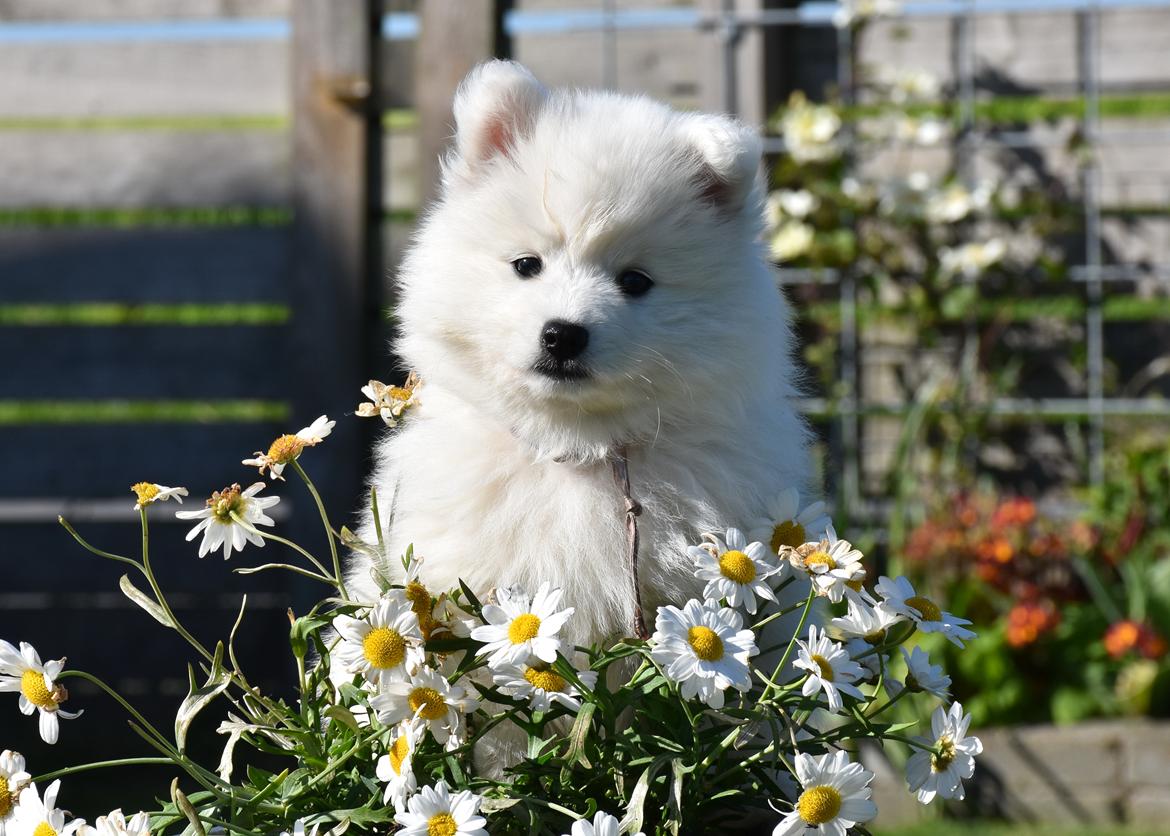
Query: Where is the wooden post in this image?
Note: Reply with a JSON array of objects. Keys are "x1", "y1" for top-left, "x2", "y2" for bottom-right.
[
  {"x1": 415, "y1": 0, "x2": 504, "y2": 206},
  {"x1": 289, "y1": 0, "x2": 383, "y2": 526}
]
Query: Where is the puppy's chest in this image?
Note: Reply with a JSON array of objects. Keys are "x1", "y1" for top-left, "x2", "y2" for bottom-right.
[{"x1": 383, "y1": 435, "x2": 706, "y2": 619}]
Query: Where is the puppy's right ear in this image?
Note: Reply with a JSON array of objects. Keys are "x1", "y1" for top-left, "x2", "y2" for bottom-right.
[{"x1": 451, "y1": 60, "x2": 547, "y2": 176}]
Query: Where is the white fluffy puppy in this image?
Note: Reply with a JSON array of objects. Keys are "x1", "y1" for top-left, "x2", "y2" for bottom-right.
[{"x1": 351, "y1": 60, "x2": 811, "y2": 648}]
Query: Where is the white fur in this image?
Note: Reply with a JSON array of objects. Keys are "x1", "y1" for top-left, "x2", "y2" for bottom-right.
[{"x1": 350, "y1": 61, "x2": 811, "y2": 650}]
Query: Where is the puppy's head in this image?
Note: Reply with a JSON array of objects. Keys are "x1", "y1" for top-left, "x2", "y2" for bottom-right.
[{"x1": 397, "y1": 61, "x2": 790, "y2": 460}]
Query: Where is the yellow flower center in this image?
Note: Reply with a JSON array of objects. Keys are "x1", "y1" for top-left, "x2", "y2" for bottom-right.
[
  {"x1": 362, "y1": 627, "x2": 406, "y2": 670},
  {"x1": 771, "y1": 520, "x2": 806, "y2": 553},
  {"x1": 408, "y1": 687, "x2": 448, "y2": 721},
  {"x1": 846, "y1": 578, "x2": 865, "y2": 593},
  {"x1": 797, "y1": 784, "x2": 842, "y2": 825},
  {"x1": 523, "y1": 665, "x2": 567, "y2": 693},
  {"x1": 932, "y1": 735, "x2": 957, "y2": 772},
  {"x1": 427, "y1": 812, "x2": 457, "y2": 836},
  {"x1": 21, "y1": 669, "x2": 57, "y2": 709},
  {"x1": 131, "y1": 482, "x2": 160, "y2": 505},
  {"x1": 804, "y1": 550, "x2": 836, "y2": 571},
  {"x1": 34, "y1": 823, "x2": 57, "y2": 836},
  {"x1": 405, "y1": 582, "x2": 439, "y2": 639},
  {"x1": 810, "y1": 654, "x2": 834, "y2": 681},
  {"x1": 388, "y1": 734, "x2": 410, "y2": 776},
  {"x1": 508, "y1": 613, "x2": 541, "y2": 645},
  {"x1": 266, "y1": 434, "x2": 306, "y2": 464},
  {"x1": 0, "y1": 775, "x2": 11, "y2": 817},
  {"x1": 718, "y1": 550, "x2": 756, "y2": 584},
  {"x1": 687, "y1": 626, "x2": 724, "y2": 662},
  {"x1": 389, "y1": 386, "x2": 415, "y2": 401},
  {"x1": 906, "y1": 595, "x2": 942, "y2": 622},
  {"x1": 208, "y1": 484, "x2": 244, "y2": 522}
]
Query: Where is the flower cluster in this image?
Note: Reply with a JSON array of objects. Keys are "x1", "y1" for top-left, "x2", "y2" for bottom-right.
[{"x1": 8, "y1": 403, "x2": 984, "y2": 834}]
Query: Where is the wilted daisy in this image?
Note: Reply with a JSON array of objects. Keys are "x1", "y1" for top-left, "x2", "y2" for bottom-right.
[
  {"x1": 334, "y1": 593, "x2": 424, "y2": 686},
  {"x1": 563, "y1": 811, "x2": 631, "y2": 836},
  {"x1": 773, "y1": 750, "x2": 877, "y2": 836},
  {"x1": 371, "y1": 667, "x2": 479, "y2": 748},
  {"x1": 690, "y1": 529, "x2": 783, "y2": 615},
  {"x1": 793, "y1": 626, "x2": 865, "y2": 713},
  {"x1": 91, "y1": 809, "x2": 152, "y2": 836},
  {"x1": 175, "y1": 482, "x2": 280, "y2": 560},
  {"x1": 888, "y1": 646, "x2": 951, "y2": 699},
  {"x1": 376, "y1": 719, "x2": 424, "y2": 813},
  {"x1": 746, "y1": 488, "x2": 832, "y2": 557},
  {"x1": 906, "y1": 702, "x2": 983, "y2": 803},
  {"x1": 129, "y1": 482, "x2": 187, "y2": 511},
  {"x1": 830, "y1": 593, "x2": 904, "y2": 644},
  {"x1": 470, "y1": 582, "x2": 574, "y2": 668},
  {"x1": 243, "y1": 415, "x2": 335, "y2": 480},
  {"x1": 787, "y1": 536, "x2": 865, "y2": 603},
  {"x1": 650, "y1": 599, "x2": 758, "y2": 709},
  {"x1": 0, "y1": 641, "x2": 81, "y2": 745},
  {"x1": 402, "y1": 557, "x2": 444, "y2": 641},
  {"x1": 394, "y1": 780, "x2": 487, "y2": 836},
  {"x1": 492, "y1": 656, "x2": 598, "y2": 714},
  {"x1": 357, "y1": 373, "x2": 420, "y2": 428},
  {"x1": 874, "y1": 576, "x2": 976, "y2": 648},
  {"x1": 0, "y1": 750, "x2": 31, "y2": 835},
  {"x1": 13, "y1": 781, "x2": 87, "y2": 836}
]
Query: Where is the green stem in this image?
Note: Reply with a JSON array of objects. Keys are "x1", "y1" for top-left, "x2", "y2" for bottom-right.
[
  {"x1": 769, "y1": 588, "x2": 816, "y2": 688},
  {"x1": 60, "y1": 669, "x2": 174, "y2": 752},
  {"x1": 32, "y1": 757, "x2": 175, "y2": 783},
  {"x1": 228, "y1": 511, "x2": 335, "y2": 581},
  {"x1": 291, "y1": 459, "x2": 348, "y2": 601},
  {"x1": 139, "y1": 509, "x2": 216, "y2": 665},
  {"x1": 59, "y1": 515, "x2": 145, "y2": 574},
  {"x1": 234, "y1": 562, "x2": 337, "y2": 585}
]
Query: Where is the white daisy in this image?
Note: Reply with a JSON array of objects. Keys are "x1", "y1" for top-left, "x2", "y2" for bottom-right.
[
  {"x1": 690, "y1": 529, "x2": 784, "y2": 615},
  {"x1": 91, "y1": 809, "x2": 151, "y2": 835},
  {"x1": 394, "y1": 780, "x2": 487, "y2": 836},
  {"x1": 470, "y1": 582, "x2": 574, "y2": 669},
  {"x1": 0, "y1": 750, "x2": 32, "y2": 836},
  {"x1": 888, "y1": 646, "x2": 951, "y2": 699},
  {"x1": 242, "y1": 415, "x2": 335, "y2": 480},
  {"x1": 370, "y1": 667, "x2": 479, "y2": 748},
  {"x1": 12, "y1": 781, "x2": 87, "y2": 836},
  {"x1": 375, "y1": 719, "x2": 424, "y2": 813},
  {"x1": 357, "y1": 373, "x2": 420, "y2": 428},
  {"x1": 874, "y1": 576, "x2": 976, "y2": 648},
  {"x1": 773, "y1": 750, "x2": 877, "y2": 836},
  {"x1": 787, "y1": 535, "x2": 865, "y2": 604},
  {"x1": 333, "y1": 593, "x2": 424, "y2": 687},
  {"x1": 829, "y1": 593, "x2": 904, "y2": 644},
  {"x1": 906, "y1": 702, "x2": 983, "y2": 803},
  {"x1": 129, "y1": 482, "x2": 187, "y2": 511},
  {"x1": 649, "y1": 599, "x2": 758, "y2": 709},
  {"x1": 175, "y1": 482, "x2": 280, "y2": 560},
  {"x1": 401, "y1": 557, "x2": 445, "y2": 642},
  {"x1": 746, "y1": 488, "x2": 833, "y2": 556},
  {"x1": 492, "y1": 656, "x2": 598, "y2": 714},
  {"x1": 564, "y1": 811, "x2": 633, "y2": 836},
  {"x1": 792, "y1": 626, "x2": 865, "y2": 713},
  {"x1": 0, "y1": 641, "x2": 82, "y2": 745}
]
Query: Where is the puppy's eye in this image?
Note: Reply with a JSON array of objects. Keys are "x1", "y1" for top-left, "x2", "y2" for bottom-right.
[
  {"x1": 617, "y1": 269, "x2": 654, "y2": 297},
  {"x1": 512, "y1": 256, "x2": 543, "y2": 278}
]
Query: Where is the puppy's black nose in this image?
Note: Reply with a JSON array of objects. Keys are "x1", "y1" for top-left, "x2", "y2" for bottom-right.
[{"x1": 541, "y1": 319, "x2": 589, "y2": 362}]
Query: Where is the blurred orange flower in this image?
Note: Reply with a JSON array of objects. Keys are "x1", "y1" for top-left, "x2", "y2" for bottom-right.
[
  {"x1": 1104, "y1": 620, "x2": 1168, "y2": 660},
  {"x1": 1005, "y1": 601, "x2": 1060, "y2": 648}
]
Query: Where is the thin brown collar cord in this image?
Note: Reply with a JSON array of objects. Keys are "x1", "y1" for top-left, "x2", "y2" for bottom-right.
[{"x1": 610, "y1": 445, "x2": 650, "y2": 640}]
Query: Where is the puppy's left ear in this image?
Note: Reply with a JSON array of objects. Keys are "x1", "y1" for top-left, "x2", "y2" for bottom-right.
[
  {"x1": 451, "y1": 60, "x2": 547, "y2": 176},
  {"x1": 683, "y1": 114, "x2": 762, "y2": 211}
]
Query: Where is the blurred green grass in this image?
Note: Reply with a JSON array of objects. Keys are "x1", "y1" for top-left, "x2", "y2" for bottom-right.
[{"x1": 879, "y1": 824, "x2": 1164, "y2": 836}]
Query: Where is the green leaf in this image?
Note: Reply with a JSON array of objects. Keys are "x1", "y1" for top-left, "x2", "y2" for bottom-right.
[
  {"x1": 175, "y1": 642, "x2": 230, "y2": 752},
  {"x1": 323, "y1": 705, "x2": 361, "y2": 732},
  {"x1": 563, "y1": 701, "x2": 596, "y2": 773},
  {"x1": 118, "y1": 574, "x2": 174, "y2": 627}
]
